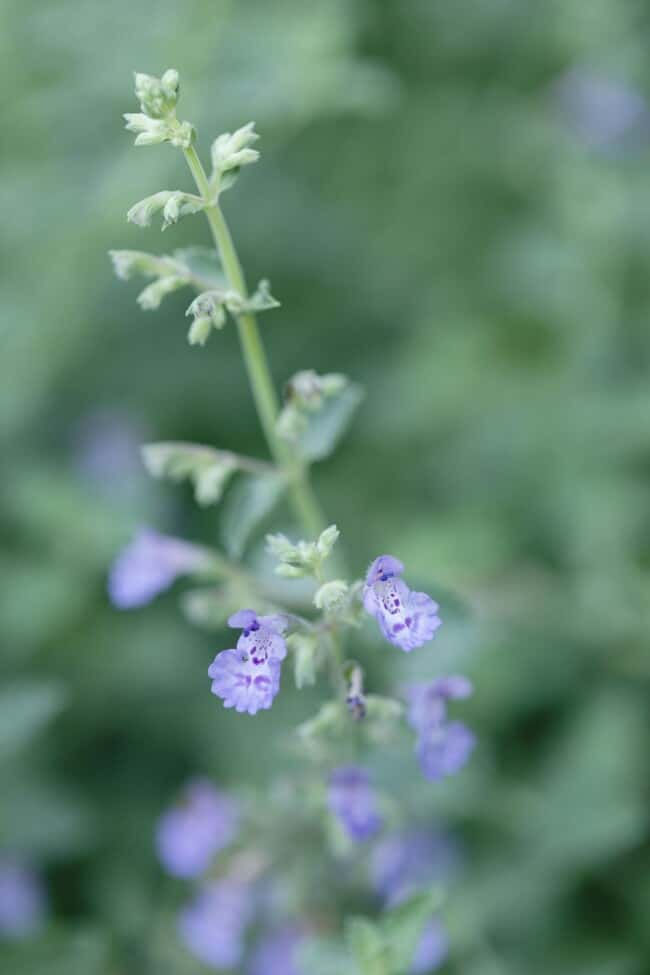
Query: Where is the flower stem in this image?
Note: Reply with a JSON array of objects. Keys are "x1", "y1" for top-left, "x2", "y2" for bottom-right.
[{"x1": 183, "y1": 145, "x2": 326, "y2": 538}]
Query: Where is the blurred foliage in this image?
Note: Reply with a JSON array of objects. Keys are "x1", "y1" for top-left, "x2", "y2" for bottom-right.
[{"x1": 1, "y1": 0, "x2": 650, "y2": 972}]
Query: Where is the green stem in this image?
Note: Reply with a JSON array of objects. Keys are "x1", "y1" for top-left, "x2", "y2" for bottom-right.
[{"x1": 183, "y1": 145, "x2": 326, "y2": 537}]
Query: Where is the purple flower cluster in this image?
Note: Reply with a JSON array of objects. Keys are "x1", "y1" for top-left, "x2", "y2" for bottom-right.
[
  {"x1": 178, "y1": 879, "x2": 253, "y2": 970},
  {"x1": 108, "y1": 527, "x2": 210, "y2": 608},
  {"x1": 208, "y1": 610, "x2": 288, "y2": 715},
  {"x1": 363, "y1": 556, "x2": 441, "y2": 652},
  {"x1": 328, "y1": 766, "x2": 382, "y2": 842},
  {"x1": 406, "y1": 677, "x2": 475, "y2": 781},
  {"x1": 155, "y1": 779, "x2": 238, "y2": 878},
  {"x1": 0, "y1": 859, "x2": 47, "y2": 939}
]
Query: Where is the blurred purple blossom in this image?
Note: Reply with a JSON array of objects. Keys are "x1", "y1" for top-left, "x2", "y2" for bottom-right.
[
  {"x1": 208, "y1": 611, "x2": 288, "y2": 715},
  {"x1": 406, "y1": 678, "x2": 475, "y2": 782},
  {"x1": 328, "y1": 766, "x2": 382, "y2": 842},
  {"x1": 155, "y1": 779, "x2": 238, "y2": 878},
  {"x1": 108, "y1": 527, "x2": 212, "y2": 608},
  {"x1": 73, "y1": 408, "x2": 146, "y2": 498},
  {"x1": 178, "y1": 879, "x2": 253, "y2": 970},
  {"x1": 417, "y1": 722, "x2": 476, "y2": 781},
  {"x1": 0, "y1": 859, "x2": 47, "y2": 939},
  {"x1": 371, "y1": 828, "x2": 460, "y2": 907},
  {"x1": 410, "y1": 919, "x2": 449, "y2": 974},
  {"x1": 363, "y1": 555, "x2": 441, "y2": 652},
  {"x1": 249, "y1": 924, "x2": 306, "y2": 975},
  {"x1": 553, "y1": 68, "x2": 649, "y2": 151}
]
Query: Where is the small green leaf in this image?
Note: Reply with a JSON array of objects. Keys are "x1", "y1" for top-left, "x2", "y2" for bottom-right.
[
  {"x1": 299, "y1": 382, "x2": 364, "y2": 462},
  {"x1": 173, "y1": 247, "x2": 225, "y2": 289},
  {"x1": 221, "y1": 472, "x2": 286, "y2": 558},
  {"x1": 346, "y1": 918, "x2": 387, "y2": 974}
]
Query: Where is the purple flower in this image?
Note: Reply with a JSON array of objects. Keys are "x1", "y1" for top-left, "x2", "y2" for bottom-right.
[
  {"x1": 417, "y1": 723, "x2": 476, "y2": 781},
  {"x1": 410, "y1": 919, "x2": 449, "y2": 974},
  {"x1": 208, "y1": 611, "x2": 288, "y2": 715},
  {"x1": 108, "y1": 527, "x2": 211, "y2": 608},
  {"x1": 328, "y1": 766, "x2": 382, "y2": 842},
  {"x1": 73, "y1": 409, "x2": 145, "y2": 499},
  {"x1": 155, "y1": 779, "x2": 238, "y2": 878},
  {"x1": 0, "y1": 859, "x2": 47, "y2": 939},
  {"x1": 406, "y1": 677, "x2": 472, "y2": 736},
  {"x1": 178, "y1": 879, "x2": 253, "y2": 970},
  {"x1": 363, "y1": 556, "x2": 441, "y2": 652},
  {"x1": 371, "y1": 829, "x2": 459, "y2": 908},
  {"x1": 406, "y1": 678, "x2": 475, "y2": 782},
  {"x1": 249, "y1": 924, "x2": 306, "y2": 975},
  {"x1": 553, "y1": 68, "x2": 648, "y2": 151}
]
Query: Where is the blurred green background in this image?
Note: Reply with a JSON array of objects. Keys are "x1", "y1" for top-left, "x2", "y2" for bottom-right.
[{"x1": 1, "y1": 0, "x2": 649, "y2": 972}]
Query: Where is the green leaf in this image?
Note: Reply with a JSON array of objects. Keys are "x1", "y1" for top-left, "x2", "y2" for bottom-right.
[
  {"x1": 298, "y1": 382, "x2": 364, "y2": 462},
  {"x1": 0, "y1": 681, "x2": 67, "y2": 759},
  {"x1": 173, "y1": 246, "x2": 225, "y2": 289},
  {"x1": 346, "y1": 918, "x2": 388, "y2": 974},
  {"x1": 220, "y1": 472, "x2": 286, "y2": 558}
]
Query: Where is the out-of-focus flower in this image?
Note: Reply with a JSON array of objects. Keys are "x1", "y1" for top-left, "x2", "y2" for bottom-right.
[
  {"x1": 371, "y1": 828, "x2": 459, "y2": 907},
  {"x1": 363, "y1": 556, "x2": 441, "y2": 652},
  {"x1": 108, "y1": 528, "x2": 212, "y2": 609},
  {"x1": 406, "y1": 678, "x2": 475, "y2": 782},
  {"x1": 249, "y1": 924, "x2": 306, "y2": 975},
  {"x1": 553, "y1": 68, "x2": 649, "y2": 151},
  {"x1": 410, "y1": 919, "x2": 449, "y2": 974},
  {"x1": 178, "y1": 879, "x2": 253, "y2": 970},
  {"x1": 0, "y1": 859, "x2": 47, "y2": 939},
  {"x1": 155, "y1": 779, "x2": 238, "y2": 878},
  {"x1": 406, "y1": 678, "x2": 472, "y2": 736},
  {"x1": 208, "y1": 611, "x2": 288, "y2": 715},
  {"x1": 73, "y1": 409, "x2": 145, "y2": 499},
  {"x1": 417, "y1": 722, "x2": 476, "y2": 781},
  {"x1": 328, "y1": 766, "x2": 382, "y2": 841}
]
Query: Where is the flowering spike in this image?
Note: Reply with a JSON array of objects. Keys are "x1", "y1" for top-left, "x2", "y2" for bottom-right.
[
  {"x1": 363, "y1": 555, "x2": 441, "y2": 652},
  {"x1": 124, "y1": 69, "x2": 194, "y2": 148}
]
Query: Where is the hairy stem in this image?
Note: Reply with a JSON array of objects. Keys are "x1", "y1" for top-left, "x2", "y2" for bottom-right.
[{"x1": 183, "y1": 145, "x2": 325, "y2": 538}]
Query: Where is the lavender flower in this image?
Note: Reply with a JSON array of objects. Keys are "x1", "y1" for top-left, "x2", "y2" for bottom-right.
[
  {"x1": 410, "y1": 919, "x2": 449, "y2": 974},
  {"x1": 249, "y1": 924, "x2": 306, "y2": 975},
  {"x1": 155, "y1": 779, "x2": 238, "y2": 878},
  {"x1": 371, "y1": 829, "x2": 459, "y2": 907},
  {"x1": 178, "y1": 879, "x2": 253, "y2": 970},
  {"x1": 108, "y1": 527, "x2": 212, "y2": 608},
  {"x1": 406, "y1": 678, "x2": 475, "y2": 782},
  {"x1": 363, "y1": 556, "x2": 441, "y2": 652},
  {"x1": 0, "y1": 859, "x2": 47, "y2": 939},
  {"x1": 553, "y1": 68, "x2": 649, "y2": 151},
  {"x1": 73, "y1": 408, "x2": 145, "y2": 499},
  {"x1": 208, "y1": 610, "x2": 288, "y2": 715},
  {"x1": 328, "y1": 766, "x2": 382, "y2": 842}
]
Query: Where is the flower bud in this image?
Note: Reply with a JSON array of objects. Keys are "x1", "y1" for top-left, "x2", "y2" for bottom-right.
[
  {"x1": 137, "y1": 275, "x2": 185, "y2": 310},
  {"x1": 134, "y1": 69, "x2": 179, "y2": 119},
  {"x1": 313, "y1": 579, "x2": 348, "y2": 613}
]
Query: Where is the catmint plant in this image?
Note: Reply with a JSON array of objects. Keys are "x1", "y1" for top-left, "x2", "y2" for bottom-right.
[{"x1": 109, "y1": 69, "x2": 475, "y2": 974}]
